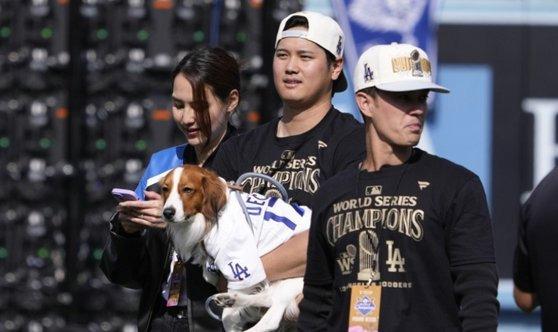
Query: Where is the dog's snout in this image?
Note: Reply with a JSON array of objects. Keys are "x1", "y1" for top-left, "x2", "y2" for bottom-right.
[{"x1": 163, "y1": 207, "x2": 176, "y2": 220}]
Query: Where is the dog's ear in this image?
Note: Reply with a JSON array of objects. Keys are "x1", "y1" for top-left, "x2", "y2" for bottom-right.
[
  {"x1": 200, "y1": 168, "x2": 227, "y2": 220},
  {"x1": 159, "y1": 170, "x2": 172, "y2": 202}
]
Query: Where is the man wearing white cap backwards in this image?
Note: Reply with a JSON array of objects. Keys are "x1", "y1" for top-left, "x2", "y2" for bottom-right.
[
  {"x1": 299, "y1": 43, "x2": 499, "y2": 331},
  {"x1": 212, "y1": 12, "x2": 364, "y2": 282}
]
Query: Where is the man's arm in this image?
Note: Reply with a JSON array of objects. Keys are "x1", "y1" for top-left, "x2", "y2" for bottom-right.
[
  {"x1": 298, "y1": 282, "x2": 332, "y2": 331},
  {"x1": 261, "y1": 230, "x2": 308, "y2": 281},
  {"x1": 512, "y1": 193, "x2": 539, "y2": 314},
  {"x1": 448, "y1": 177, "x2": 499, "y2": 331},
  {"x1": 451, "y1": 262, "x2": 499, "y2": 331},
  {"x1": 513, "y1": 285, "x2": 539, "y2": 313},
  {"x1": 298, "y1": 200, "x2": 334, "y2": 331}
]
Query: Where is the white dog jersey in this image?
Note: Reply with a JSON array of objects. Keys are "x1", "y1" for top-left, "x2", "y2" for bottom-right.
[{"x1": 204, "y1": 191, "x2": 311, "y2": 290}]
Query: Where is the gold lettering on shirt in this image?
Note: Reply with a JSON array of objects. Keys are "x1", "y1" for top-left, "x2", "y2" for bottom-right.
[
  {"x1": 248, "y1": 156, "x2": 320, "y2": 195},
  {"x1": 326, "y1": 195, "x2": 425, "y2": 245}
]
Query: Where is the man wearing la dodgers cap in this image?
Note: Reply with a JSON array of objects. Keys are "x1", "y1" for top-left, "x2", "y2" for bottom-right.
[
  {"x1": 210, "y1": 11, "x2": 365, "y2": 303},
  {"x1": 299, "y1": 43, "x2": 499, "y2": 331}
]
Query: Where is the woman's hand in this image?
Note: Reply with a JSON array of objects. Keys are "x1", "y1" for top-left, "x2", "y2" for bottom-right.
[{"x1": 117, "y1": 191, "x2": 166, "y2": 234}]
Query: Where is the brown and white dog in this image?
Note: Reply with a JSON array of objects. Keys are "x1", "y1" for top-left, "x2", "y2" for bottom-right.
[{"x1": 160, "y1": 165, "x2": 310, "y2": 332}]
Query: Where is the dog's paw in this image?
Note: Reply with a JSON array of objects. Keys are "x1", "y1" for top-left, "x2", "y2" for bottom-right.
[{"x1": 211, "y1": 292, "x2": 237, "y2": 307}]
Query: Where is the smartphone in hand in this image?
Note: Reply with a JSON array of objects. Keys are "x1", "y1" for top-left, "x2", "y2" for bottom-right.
[{"x1": 112, "y1": 188, "x2": 139, "y2": 202}]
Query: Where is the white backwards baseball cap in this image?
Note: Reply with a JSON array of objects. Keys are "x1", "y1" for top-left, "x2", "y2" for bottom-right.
[
  {"x1": 275, "y1": 11, "x2": 347, "y2": 92},
  {"x1": 353, "y1": 42, "x2": 449, "y2": 93}
]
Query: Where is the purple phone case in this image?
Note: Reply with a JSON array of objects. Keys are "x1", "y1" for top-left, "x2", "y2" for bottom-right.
[{"x1": 111, "y1": 188, "x2": 139, "y2": 202}]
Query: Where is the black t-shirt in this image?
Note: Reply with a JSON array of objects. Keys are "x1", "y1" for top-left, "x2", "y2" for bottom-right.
[
  {"x1": 298, "y1": 148, "x2": 499, "y2": 331},
  {"x1": 210, "y1": 108, "x2": 365, "y2": 206},
  {"x1": 514, "y1": 166, "x2": 558, "y2": 331}
]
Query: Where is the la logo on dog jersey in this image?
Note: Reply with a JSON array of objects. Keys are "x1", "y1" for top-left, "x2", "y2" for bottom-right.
[{"x1": 228, "y1": 261, "x2": 251, "y2": 281}]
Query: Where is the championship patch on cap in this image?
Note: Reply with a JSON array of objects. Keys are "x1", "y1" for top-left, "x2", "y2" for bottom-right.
[
  {"x1": 353, "y1": 42, "x2": 449, "y2": 93},
  {"x1": 410, "y1": 49, "x2": 424, "y2": 77}
]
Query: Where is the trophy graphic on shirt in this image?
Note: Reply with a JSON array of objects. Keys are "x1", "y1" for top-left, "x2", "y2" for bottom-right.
[{"x1": 358, "y1": 230, "x2": 381, "y2": 282}]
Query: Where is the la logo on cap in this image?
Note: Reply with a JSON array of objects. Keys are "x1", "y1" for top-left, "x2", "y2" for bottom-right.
[
  {"x1": 363, "y1": 63, "x2": 373, "y2": 83},
  {"x1": 336, "y1": 36, "x2": 343, "y2": 56}
]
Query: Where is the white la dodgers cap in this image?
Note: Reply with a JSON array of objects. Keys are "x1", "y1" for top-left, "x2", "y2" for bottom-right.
[
  {"x1": 353, "y1": 42, "x2": 449, "y2": 93},
  {"x1": 275, "y1": 11, "x2": 347, "y2": 92}
]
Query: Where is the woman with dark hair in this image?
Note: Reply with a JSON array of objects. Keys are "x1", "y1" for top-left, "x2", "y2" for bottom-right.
[{"x1": 100, "y1": 46, "x2": 240, "y2": 331}]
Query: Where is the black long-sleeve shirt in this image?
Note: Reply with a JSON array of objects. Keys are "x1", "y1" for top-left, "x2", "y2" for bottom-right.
[
  {"x1": 514, "y1": 166, "x2": 558, "y2": 331},
  {"x1": 299, "y1": 149, "x2": 499, "y2": 331}
]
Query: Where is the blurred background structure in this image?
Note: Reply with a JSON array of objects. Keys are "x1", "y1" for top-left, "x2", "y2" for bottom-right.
[{"x1": 1, "y1": 0, "x2": 556, "y2": 330}]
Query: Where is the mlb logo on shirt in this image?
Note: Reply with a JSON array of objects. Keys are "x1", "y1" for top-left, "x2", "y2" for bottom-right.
[{"x1": 365, "y1": 185, "x2": 382, "y2": 195}]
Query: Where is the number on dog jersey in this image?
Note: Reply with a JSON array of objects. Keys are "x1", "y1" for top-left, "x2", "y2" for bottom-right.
[{"x1": 244, "y1": 194, "x2": 306, "y2": 231}]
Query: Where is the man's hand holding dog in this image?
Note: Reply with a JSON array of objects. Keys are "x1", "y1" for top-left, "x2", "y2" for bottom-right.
[{"x1": 117, "y1": 191, "x2": 166, "y2": 234}]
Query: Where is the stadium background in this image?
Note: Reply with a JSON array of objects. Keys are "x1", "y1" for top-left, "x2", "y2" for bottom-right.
[{"x1": 1, "y1": 0, "x2": 556, "y2": 330}]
